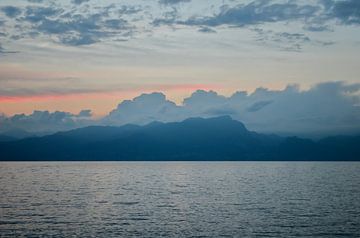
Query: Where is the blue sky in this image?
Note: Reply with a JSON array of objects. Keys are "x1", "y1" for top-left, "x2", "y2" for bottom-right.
[{"x1": 0, "y1": 0, "x2": 359, "y2": 135}]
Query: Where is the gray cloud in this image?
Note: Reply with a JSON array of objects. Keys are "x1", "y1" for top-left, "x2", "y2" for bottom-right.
[
  {"x1": 180, "y1": 1, "x2": 319, "y2": 27},
  {"x1": 78, "y1": 109, "x2": 92, "y2": 117},
  {"x1": 103, "y1": 92, "x2": 182, "y2": 125},
  {"x1": 151, "y1": 0, "x2": 328, "y2": 49},
  {"x1": 253, "y1": 28, "x2": 312, "y2": 51},
  {"x1": 246, "y1": 100, "x2": 273, "y2": 112},
  {"x1": 118, "y1": 5, "x2": 142, "y2": 15},
  {"x1": 198, "y1": 26, "x2": 217, "y2": 33},
  {"x1": 0, "y1": 43, "x2": 18, "y2": 54},
  {"x1": 27, "y1": 0, "x2": 44, "y2": 3},
  {"x1": 28, "y1": 6, "x2": 131, "y2": 45},
  {"x1": 159, "y1": 0, "x2": 191, "y2": 5},
  {"x1": 329, "y1": 0, "x2": 360, "y2": 24},
  {"x1": 1, "y1": 0, "x2": 359, "y2": 48},
  {"x1": 2, "y1": 3, "x2": 138, "y2": 46},
  {"x1": 154, "y1": 0, "x2": 360, "y2": 29},
  {"x1": 72, "y1": 0, "x2": 90, "y2": 5},
  {"x1": 1, "y1": 6, "x2": 22, "y2": 18},
  {"x1": 1, "y1": 82, "x2": 359, "y2": 137},
  {"x1": 103, "y1": 82, "x2": 360, "y2": 137},
  {"x1": 151, "y1": 0, "x2": 360, "y2": 49},
  {"x1": 23, "y1": 6, "x2": 61, "y2": 23},
  {"x1": 0, "y1": 110, "x2": 93, "y2": 134},
  {"x1": 204, "y1": 0, "x2": 358, "y2": 29}
]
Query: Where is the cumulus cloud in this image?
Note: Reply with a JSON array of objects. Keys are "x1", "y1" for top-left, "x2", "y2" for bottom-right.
[
  {"x1": 103, "y1": 82, "x2": 360, "y2": 136},
  {"x1": 0, "y1": 110, "x2": 93, "y2": 134},
  {"x1": 103, "y1": 92, "x2": 182, "y2": 125},
  {"x1": 1, "y1": 82, "x2": 359, "y2": 137},
  {"x1": 78, "y1": 109, "x2": 92, "y2": 118}
]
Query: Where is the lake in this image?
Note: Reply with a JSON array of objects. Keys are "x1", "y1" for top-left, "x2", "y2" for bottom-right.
[{"x1": 1, "y1": 162, "x2": 360, "y2": 237}]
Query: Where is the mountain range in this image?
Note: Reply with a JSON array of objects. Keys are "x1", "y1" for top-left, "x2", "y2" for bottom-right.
[{"x1": 0, "y1": 116, "x2": 359, "y2": 161}]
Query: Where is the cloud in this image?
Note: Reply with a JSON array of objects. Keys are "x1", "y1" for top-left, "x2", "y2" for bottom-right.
[
  {"x1": 246, "y1": 100, "x2": 273, "y2": 112},
  {"x1": 0, "y1": 43, "x2": 18, "y2": 54},
  {"x1": 78, "y1": 109, "x2": 92, "y2": 117},
  {"x1": 183, "y1": 90, "x2": 226, "y2": 111},
  {"x1": 118, "y1": 5, "x2": 142, "y2": 15},
  {"x1": 23, "y1": 6, "x2": 61, "y2": 23},
  {"x1": 1, "y1": 6, "x2": 22, "y2": 18},
  {"x1": 172, "y1": 1, "x2": 320, "y2": 27},
  {"x1": 329, "y1": 0, "x2": 360, "y2": 25},
  {"x1": 102, "y1": 82, "x2": 360, "y2": 136},
  {"x1": 154, "y1": 0, "x2": 360, "y2": 29},
  {"x1": 2, "y1": 4, "x2": 138, "y2": 46},
  {"x1": 151, "y1": 0, "x2": 331, "y2": 49},
  {"x1": 24, "y1": 6, "x2": 132, "y2": 45},
  {"x1": 252, "y1": 28, "x2": 312, "y2": 51},
  {"x1": 0, "y1": 83, "x2": 100, "y2": 98},
  {"x1": 0, "y1": 110, "x2": 93, "y2": 134},
  {"x1": 150, "y1": 0, "x2": 359, "y2": 49},
  {"x1": 1, "y1": 82, "x2": 359, "y2": 136},
  {"x1": 103, "y1": 92, "x2": 182, "y2": 125},
  {"x1": 1, "y1": 0, "x2": 359, "y2": 49},
  {"x1": 159, "y1": 0, "x2": 191, "y2": 5},
  {"x1": 72, "y1": 0, "x2": 90, "y2": 5},
  {"x1": 198, "y1": 26, "x2": 216, "y2": 33},
  {"x1": 27, "y1": 0, "x2": 44, "y2": 3}
]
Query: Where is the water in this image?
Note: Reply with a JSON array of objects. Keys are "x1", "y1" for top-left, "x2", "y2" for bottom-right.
[{"x1": 1, "y1": 162, "x2": 360, "y2": 237}]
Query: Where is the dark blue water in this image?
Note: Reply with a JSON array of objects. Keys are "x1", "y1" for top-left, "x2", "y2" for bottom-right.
[{"x1": 1, "y1": 162, "x2": 360, "y2": 237}]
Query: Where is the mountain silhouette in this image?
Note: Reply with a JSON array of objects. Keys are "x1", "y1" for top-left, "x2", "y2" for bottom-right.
[
  {"x1": 0, "y1": 116, "x2": 359, "y2": 161},
  {"x1": 0, "y1": 134, "x2": 16, "y2": 142}
]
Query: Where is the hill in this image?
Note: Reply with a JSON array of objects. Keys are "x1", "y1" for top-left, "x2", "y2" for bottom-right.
[{"x1": 0, "y1": 116, "x2": 359, "y2": 161}]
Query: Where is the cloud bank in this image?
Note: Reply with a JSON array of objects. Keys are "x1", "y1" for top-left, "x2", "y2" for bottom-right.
[
  {"x1": 0, "y1": 110, "x2": 93, "y2": 134},
  {"x1": 1, "y1": 82, "x2": 360, "y2": 137},
  {"x1": 103, "y1": 81, "x2": 360, "y2": 136}
]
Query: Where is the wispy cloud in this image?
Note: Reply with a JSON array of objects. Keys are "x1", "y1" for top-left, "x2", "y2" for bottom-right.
[{"x1": 0, "y1": 43, "x2": 18, "y2": 54}]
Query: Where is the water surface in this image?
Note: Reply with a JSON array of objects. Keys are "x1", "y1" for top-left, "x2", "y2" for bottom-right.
[{"x1": 1, "y1": 162, "x2": 360, "y2": 237}]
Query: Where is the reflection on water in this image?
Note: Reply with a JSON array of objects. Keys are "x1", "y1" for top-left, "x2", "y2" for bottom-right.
[{"x1": 1, "y1": 162, "x2": 360, "y2": 237}]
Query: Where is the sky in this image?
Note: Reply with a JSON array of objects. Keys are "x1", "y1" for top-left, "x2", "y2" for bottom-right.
[{"x1": 0, "y1": 0, "x2": 360, "y2": 135}]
